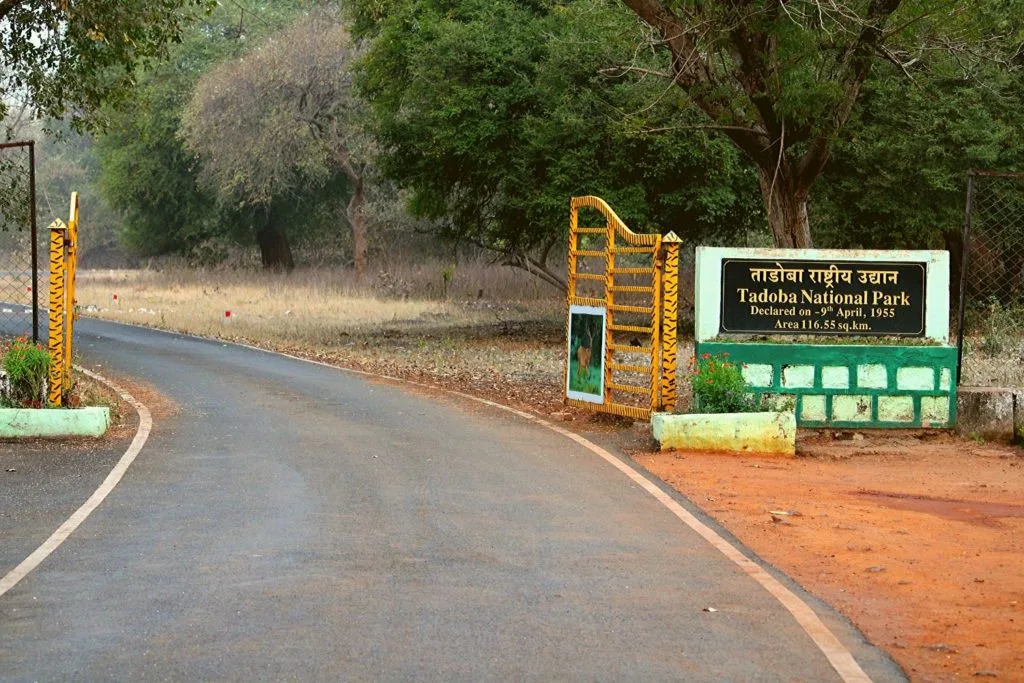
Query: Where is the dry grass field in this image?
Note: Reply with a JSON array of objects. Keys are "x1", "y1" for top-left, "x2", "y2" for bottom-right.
[
  {"x1": 76, "y1": 261, "x2": 563, "y2": 344},
  {"x1": 74, "y1": 262, "x2": 572, "y2": 414}
]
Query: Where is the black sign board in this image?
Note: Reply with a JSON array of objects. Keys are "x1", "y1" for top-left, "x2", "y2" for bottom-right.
[{"x1": 720, "y1": 258, "x2": 927, "y2": 336}]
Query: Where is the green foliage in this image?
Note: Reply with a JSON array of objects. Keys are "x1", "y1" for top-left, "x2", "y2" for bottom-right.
[
  {"x1": 32, "y1": 119, "x2": 131, "y2": 267},
  {"x1": 0, "y1": 0, "x2": 215, "y2": 130},
  {"x1": 613, "y1": 0, "x2": 1024, "y2": 247},
  {"x1": 971, "y1": 297, "x2": 1024, "y2": 357},
  {"x1": 690, "y1": 352, "x2": 761, "y2": 414},
  {"x1": 95, "y1": 67, "x2": 222, "y2": 258},
  {"x1": 1, "y1": 338, "x2": 51, "y2": 408},
  {"x1": 440, "y1": 263, "x2": 456, "y2": 298},
  {"x1": 354, "y1": 0, "x2": 761, "y2": 272},
  {"x1": 813, "y1": 53, "x2": 1024, "y2": 250},
  {"x1": 94, "y1": 4, "x2": 250, "y2": 257},
  {"x1": 94, "y1": 2, "x2": 319, "y2": 263}
]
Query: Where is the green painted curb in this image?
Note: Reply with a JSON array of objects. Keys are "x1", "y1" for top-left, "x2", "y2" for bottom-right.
[
  {"x1": 651, "y1": 411, "x2": 796, "y2": 456},
  {"x1": 0, "y1": 407, "x2": 110, "y2": 438}
]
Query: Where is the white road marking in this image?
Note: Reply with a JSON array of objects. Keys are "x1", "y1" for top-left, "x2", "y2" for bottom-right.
[
  {"x1": 242, "y1": 342, "x2": 873, "y2": 683},
  {"x1": 27, "y1": 320, "x2": 870, "y2": 681},
  {"x1": 0, "y1": 367, "x2": 152, "y2": 598}
]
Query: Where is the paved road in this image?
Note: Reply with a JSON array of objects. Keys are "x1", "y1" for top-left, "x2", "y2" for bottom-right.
[{"x1": 0, "y1": 319, "x2": 905, "y2": 681}]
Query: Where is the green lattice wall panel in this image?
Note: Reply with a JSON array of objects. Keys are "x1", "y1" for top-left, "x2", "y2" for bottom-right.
[{"x1": 694, "y1": 342, "x2": 958, "y2": 428}]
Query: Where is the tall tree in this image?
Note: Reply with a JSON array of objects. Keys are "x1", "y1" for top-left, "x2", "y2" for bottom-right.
[
  {"x1": 0, "y1": 0, "x2": 213, "y2": 129},
  {"x1": 618, "y1": 0, "x2": 1020, "y2": 248},
  {"x1": 354, "y1": 0, "x2": 761, "y2": 289},
  {"x1": 182, "y1": 14, "x2": 372, "y2": 275},
  {"x1": 95, "y1": 1, "x2": 313, "y2": 268}
]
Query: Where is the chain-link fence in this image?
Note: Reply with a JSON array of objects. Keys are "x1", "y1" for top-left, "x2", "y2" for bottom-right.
[
  {"x1": 0, "y1": 141, "x2": 41, "y2": 342},
  {"x1": 957, "y1": 171, "x2": 1024, "y2": 387}
]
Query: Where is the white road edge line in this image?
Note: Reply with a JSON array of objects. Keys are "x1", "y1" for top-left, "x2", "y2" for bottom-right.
[
  {"x1": 247, "y1": 343, "x2": 873, "y2": 683},
  {"x1": 0, "y1": 366, "x2": 152, "y2": 599},
  {"x1": 52, "y1": 320, "x2": 871, "y2": 682}
]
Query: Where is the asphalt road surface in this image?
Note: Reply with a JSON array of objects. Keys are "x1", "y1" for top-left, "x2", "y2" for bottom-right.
[{"x1": 1, "y1": 318, "x2": 905, "y2": 681}]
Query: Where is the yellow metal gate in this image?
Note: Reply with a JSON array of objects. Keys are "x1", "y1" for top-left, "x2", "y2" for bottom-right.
[{"x1": 565, "y1": 196, "x2": 680, "y2": 420}]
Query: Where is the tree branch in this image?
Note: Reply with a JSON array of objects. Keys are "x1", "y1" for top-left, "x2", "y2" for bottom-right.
[
  {"x1": 726, "y1": 17, "x2": 784, "y2": 146},
  {"x1": 623, "y1": 0, "x2": 778, "y2": 166},
  {"x1": 598, "y1": 66, "x2": 672, "y2": 79},
  {"x1": 797, "y1": 0, "x2": 904, "y2": 187},
  {"x1": 505, "y1": 250, "x2": 567, "y2": 292},
  {"x1": 636, "y1": 123, "x2": 768, "y2": 135},
  {"x1": 0, "y1": 0, "x2": 23, "y2": 22}
]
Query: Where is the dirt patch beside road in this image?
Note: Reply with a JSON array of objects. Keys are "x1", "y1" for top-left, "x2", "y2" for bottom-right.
[{"x1": 636, "y1": 434, "x2": 1024, "y2": 682}]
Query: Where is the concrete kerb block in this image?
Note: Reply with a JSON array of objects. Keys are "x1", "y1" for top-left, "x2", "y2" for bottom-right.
[
  {"x1": 0, "y1": 407, "x2": 110, "y2": 438},
  {"x1": 957, "y1": 387, "x2": 1015, "y2": 442},
  {"x1": 651, "y1": 411, "x2": 796, "y2": 456}
]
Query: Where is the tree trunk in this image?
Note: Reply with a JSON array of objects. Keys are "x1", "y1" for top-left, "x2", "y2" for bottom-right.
[
  {"x1": 256, "y1": 224, "x2": 295, "y2": 272},
  {"x1": 757, "y1": 167, "x2": 813, "y2": 249},
  {"x1": 347, "y1": 176, "x2": 367, "y2": 278}
]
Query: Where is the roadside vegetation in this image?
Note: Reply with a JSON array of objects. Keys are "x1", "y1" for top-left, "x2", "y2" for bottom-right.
[
  {"x1": 0, "y1": 1, "x2": 1018, "y2": 279},
  {"x1": 76, "y1": 258, "x2": 563, "y2": 342},
  {"x1": 0, "y1": 337, "x2": 49, "y2": 408},
  {"x1": 0, "y1": 337, "x2": 116, "y2": 415}
]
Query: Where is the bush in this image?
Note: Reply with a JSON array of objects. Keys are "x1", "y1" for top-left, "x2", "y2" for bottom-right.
[
  {"x1": 1, "y1": 338, "x2": 51, "y2": 408},
  {"x1": 690, "y1": 352, "x2": 761, "y2": 414},
  {"x1": 975, "y1": 297, "x2": 1023, "y2": 357}
]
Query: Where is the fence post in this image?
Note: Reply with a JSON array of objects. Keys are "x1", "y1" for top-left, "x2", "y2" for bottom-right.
[
  {"x1": 47, "y1": 219, "x2": 68, "y2": 406},
  {"x1": 63, "y1": 193, "x2": 79, "y2": 386},
  {"x1": 955, "y1": 173, "x2": 975, "y2": 385},
  {"x1": 660, "y1": 232, "x2": 682, "y2": 413},
  {"x1": 28, "y1": 141, "x2": 39, "y2": 344}
]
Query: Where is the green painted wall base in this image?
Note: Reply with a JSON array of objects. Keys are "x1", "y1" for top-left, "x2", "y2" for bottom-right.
[
  {"x1": 0, "y1": 407, "x2": 110, "y2": 438},
  {"x1": 651, "y1": 411, "x2": 796, "y2": 456},
  {"x1": 696, "y1": 342, "x2": 958, "y2": 429}
]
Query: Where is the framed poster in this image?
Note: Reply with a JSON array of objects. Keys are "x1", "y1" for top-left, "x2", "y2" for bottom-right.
[{"x1": 566, "y1": 304, "x2": 606, "y2": 404}]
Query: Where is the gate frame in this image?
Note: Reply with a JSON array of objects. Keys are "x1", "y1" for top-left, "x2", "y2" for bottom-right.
[{"x1": 566, "y1": 196, "x2": 680, "y2": 420}]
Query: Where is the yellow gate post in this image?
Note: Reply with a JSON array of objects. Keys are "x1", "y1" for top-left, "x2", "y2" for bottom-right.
[
  {"x1": 47, "y1": 219, "x2": 68, "y2": 406},
  {"x1": 63, "y1": 192, "x2": 79, "y2": 386},
  {"x1": 659, "y1": 233, "x2": 682, "y2": 413}
]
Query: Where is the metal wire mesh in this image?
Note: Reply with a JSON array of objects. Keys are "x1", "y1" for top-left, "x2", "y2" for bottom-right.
[
  {"x1": 958, "y1": 172, "x2": 1024, "y2": 387},
  {"x1": 0, "y1": 142, "x2": 40, "y2": 342}
]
